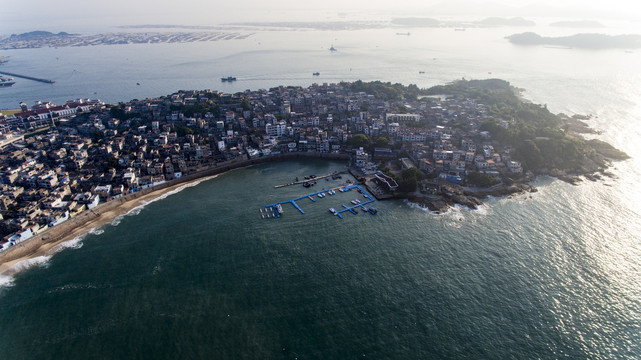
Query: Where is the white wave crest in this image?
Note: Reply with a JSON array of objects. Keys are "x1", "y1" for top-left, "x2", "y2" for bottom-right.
[
  {"x1": 8, "y1": 255, "x2": 53, "y2": 274},
  {"x1": 51, "y1": 236, "x2": 84, "y2": 254},
  {"x1": 403, "y1": 199, "x2": 440, "y2": 214},
  {"x1": 0, "y1": 274, "x2": 14, "y2": 289},
  {"x1": 89, "y1": 228, "x2": 104, "y2": 236},
  {"x1": 110, "y1": 215, "x2": 123, "y2": 227},
  {"x1": 141, "y1": 174, "x2": 219, "y2": 206},
  {"x1": 472, "y1": 203, "x2": 489, "y2": 215},
  {"x1": 126, "y1": 207, "x2": 143, "y2": 216},
  {"x1": 442, "y1": 204, "x2": 466, "y2": 222},
  {"x1": 48, "y1": 282, "x2": 99, "y2": 294}
]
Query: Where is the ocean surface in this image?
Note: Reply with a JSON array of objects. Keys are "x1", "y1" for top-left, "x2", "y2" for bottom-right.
[{"x1": 1, "y1": 23, "x2": 640, "y2": 359}]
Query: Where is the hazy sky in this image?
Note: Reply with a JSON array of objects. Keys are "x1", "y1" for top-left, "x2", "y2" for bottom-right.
[{"x1": 2, "y1": 0, "x2": 640, "y2": 33}]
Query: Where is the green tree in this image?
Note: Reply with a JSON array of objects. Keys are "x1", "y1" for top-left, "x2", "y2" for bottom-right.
[
  {"x1": 402, "y1": 167, "x2": 424, "y2": 181},
  {"x1": 374, "y1": 136, "x2": 389, "y2": 148},
  {"x1": 105, "y1": 156, "x2": 119, "y2": 170},
  {"x1": 351, "y1": 134, "x2": 370, "y2": 148},
  {"x1": 175, "y1": 126, "x2": 194, "y2": 137},
  {"x1": 397, "y1": 177, "x2": 417, "y2": 193},
  {"x1": 516, "y1": 139, "x2": 542, "y2": 169},
  {"x1": 241, "y1": 99, "x2": 252, "y2": 111},
  {"x1": 467, "y1": 172, "x2": 498, "y2": 187}
]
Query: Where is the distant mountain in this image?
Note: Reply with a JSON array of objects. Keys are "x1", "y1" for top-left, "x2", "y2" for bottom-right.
[
  {"x1": 478, "y1": 17, "x2": 536, "y2": 27},
  {"x1": 550, "y1": 20, "x2": 605, "y2": 28},
  {"x1": 506, "y1": 32, "x2": 641, "y2": 49},
  {"x1": 391, "y1": 16, "x2": 535, "y2": 28},
  {"x1": 391, "y1": 18, "x2": 441, "y2": 27},
  {"x1": 8, "y1": 31, "x2": 75, "y2": 40}
]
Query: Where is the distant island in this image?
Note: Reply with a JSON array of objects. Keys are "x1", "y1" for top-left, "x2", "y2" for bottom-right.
[
  {"x1": 6, "y1": 31, "x2": 77, "y2": 40},
  {"x1": 506, "y1": 32, "x2": 641, "y2": 49},
  {"x1": 227, "y1": 17, "x2": 535, "y2": 31},
  {"x1": 0, "y1": 30, "x2": 252, "y2": 50},
  {"x1": 391, "y1": 17, "x2": 535, "y2": 28},
  {"x1": 550, "y1": 20, "x2": 605, "y2": 28},
  {"x1": 390, "y1": 18, "x2": 441, "y2": 28},
  {"x1": 477, "y1": 17, "x2": 535, "y2": 27}
]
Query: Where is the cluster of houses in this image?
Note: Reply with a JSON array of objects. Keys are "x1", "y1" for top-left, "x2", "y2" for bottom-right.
[{"x1": 0, "y1": 82, "x2": 524, "y2": 251}]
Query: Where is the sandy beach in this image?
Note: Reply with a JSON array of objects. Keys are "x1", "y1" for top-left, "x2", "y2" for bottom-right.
[{"x1": 0, "y1": 175, "x2": 214, "y2": 277}]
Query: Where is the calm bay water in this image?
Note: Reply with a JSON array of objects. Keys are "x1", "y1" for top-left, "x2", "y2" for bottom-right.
[{"x1": 0, "y1": 25, "x2": 640, "y2": 359}]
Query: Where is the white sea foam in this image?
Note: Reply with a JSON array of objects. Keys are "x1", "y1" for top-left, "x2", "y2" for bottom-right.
[
  {"x1": 0, "y1": 274, "x2": 14, "y2": 289},
  {"x1": 443, "y1": 204, "x2": 466, "y2": 219},
  {"x1": 110, "y1": 215, "x2": 123, "y2": 227},
  {"x1": 7, "y1": 255, "x2": 53, "y2": 274},
  {"x1": 48, "y1": 282, "x2": 99, "y2": 294},
  {"x1": 90, "y1": 228, "x2": 104, "y2": 236},
  {"x1": 141, "y1": 174, "x2": 219, "y2": 206},
  {"x1": 472, "y1": 204, "x2": 489, "y2": 216},
  {"x1": 403, "y1": 199, "x2": 440, "y2": 214},
  {"x1": 51, "y1": 235, "x2": 84, "y2": 254},
  {"x1": 126, "y1": 207, "x2": 143, "y2": 216}
]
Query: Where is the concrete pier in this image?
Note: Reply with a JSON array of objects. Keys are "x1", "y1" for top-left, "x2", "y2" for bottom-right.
[
  {"x1": 0, "y1": 71, "x2": 55, "y2": 84},
  {"x1": 274, "y1": 170, "x2": 347, "y2": 188}
]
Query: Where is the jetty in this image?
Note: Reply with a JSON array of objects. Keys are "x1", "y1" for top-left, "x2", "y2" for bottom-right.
[
  {"x1": 264, "y1": 184, "x2": 376, "y2": 220},
  {"x1": 274, "y1": 170, "x2": 347, "y2": 188},
  {"x1": 0, "y1": 71, "x2": 55, "y2": 84}
]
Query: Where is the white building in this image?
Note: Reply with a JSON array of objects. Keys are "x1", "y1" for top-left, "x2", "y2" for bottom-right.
[
  {"x1": 266, "y1": 121, "x2": 287, "y2": 137},
  {"x1": 386, "y1": 113, "x2": 421, "y2": 122}
]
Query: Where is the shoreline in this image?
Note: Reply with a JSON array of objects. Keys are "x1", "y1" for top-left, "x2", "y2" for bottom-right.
[
  {"x1": 0, "y1": 176, "x2": 214, "y2": 277},
  {"x1": 0, "y1": 152, "x2": 349, "y2": 278}
]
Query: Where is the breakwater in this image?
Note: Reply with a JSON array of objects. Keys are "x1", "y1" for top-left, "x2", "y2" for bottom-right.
[{"x1": 0, "y1": 71, "x2": 55, "y2": 84}]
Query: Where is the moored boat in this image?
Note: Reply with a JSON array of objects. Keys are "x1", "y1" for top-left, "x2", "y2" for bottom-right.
[{"x1": 0, "y1": 76, "x2": 15, "y2": 87}]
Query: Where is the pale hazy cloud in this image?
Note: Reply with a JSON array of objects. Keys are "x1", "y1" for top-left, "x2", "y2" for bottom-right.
[{"x1": 2, "y1": 0, "x2": 640, "y2": 33}]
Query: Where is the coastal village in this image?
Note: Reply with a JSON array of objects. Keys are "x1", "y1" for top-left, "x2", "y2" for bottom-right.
[
  {"x1": 0, "y1": 31, "x2": 252, "y2": 50},
  {"x1": 0, "y1": 81, "x2": 535, "y2": 251}
]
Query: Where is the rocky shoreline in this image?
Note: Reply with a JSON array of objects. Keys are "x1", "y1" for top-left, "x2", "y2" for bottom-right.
[{"x1": 401, "y1": 182, "x2": 537, "y2": 213}]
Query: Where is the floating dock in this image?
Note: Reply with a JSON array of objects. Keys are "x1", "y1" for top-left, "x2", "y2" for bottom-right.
[
  {"x1": 0, "y1": 71, "x2": 55, "y2": 84},
  {"x1": 273, "y1": 170, "x2": 346, "y2": 188},
  {"x1": 264, "y1": 184, "x2": 376, "y2": 220}
]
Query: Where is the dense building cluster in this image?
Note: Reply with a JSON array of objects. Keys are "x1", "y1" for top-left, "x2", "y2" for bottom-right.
[{"x1": 0, "y1": 82, "x2": 525, "y2": 250}]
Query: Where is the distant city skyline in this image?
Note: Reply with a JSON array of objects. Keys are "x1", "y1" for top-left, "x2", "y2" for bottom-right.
[{"x1": 2, "y1": 0, "x2": 640, "y2": 34}]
